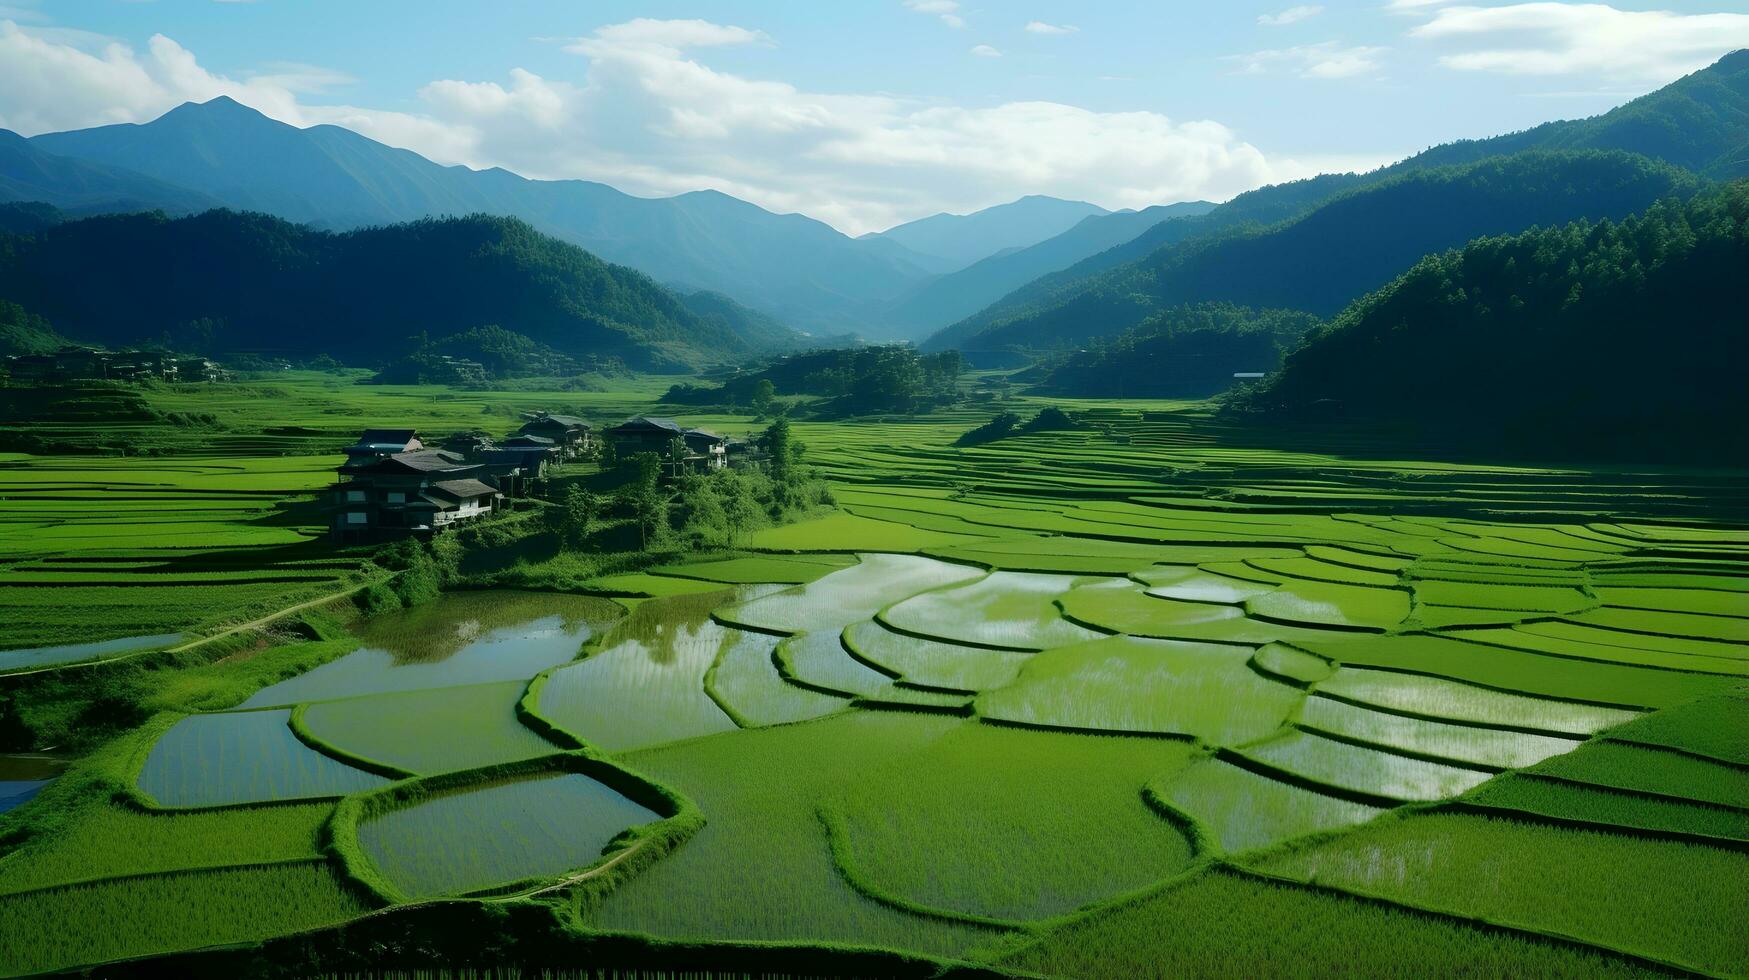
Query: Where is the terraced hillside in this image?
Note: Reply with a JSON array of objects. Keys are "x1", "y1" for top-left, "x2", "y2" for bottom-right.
[{"x1": 0, "y1": 392, "x2": 1744, "y2": 977}]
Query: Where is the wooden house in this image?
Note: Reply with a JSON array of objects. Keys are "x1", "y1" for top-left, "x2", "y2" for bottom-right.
[
  {"x1": 330, "y1": 440, "x2": 500, "y2": 540},
  {"x1": 518, "y1": 413, "x2": 592, "y2": 458}
]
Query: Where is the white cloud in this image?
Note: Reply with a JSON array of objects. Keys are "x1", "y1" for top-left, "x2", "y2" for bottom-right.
[
  {"x1": 1024, "y1": 21, "x2": 1078, "y2": 35},
  {"x1": 0, "y1": 16, "x2": 1336, "y2": 235},
  {"x1": 969, "y1": 44, "x2": 1002, "y2": 58},
  {"x1": 1410, "y1": 3, "x2": 1749, "y2": 81},
  {"x1": 903, "y1": 1, "x2": 965, "y2": 30},
  {"x1": 1231, "y1": 41, "x2": 1386, "y2": 78},
  {"x1": 1258, "y1": 6, "x2": 1323, "y2": 27}
]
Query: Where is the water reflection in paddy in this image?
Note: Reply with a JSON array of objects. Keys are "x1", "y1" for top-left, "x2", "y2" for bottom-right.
[
  {"x1": 244, "y1": 591, "x2": 623, "y2": 707},
  {"x1": 539, "y1": 585, "x2": 784, "y2": 752}
]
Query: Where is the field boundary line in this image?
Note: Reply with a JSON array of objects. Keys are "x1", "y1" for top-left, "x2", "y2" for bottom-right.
[
  {"x1": 0, "y1": 856, "x2": 332, "y2": 902},
  {"x1": 1434, "y1": 800, "x2": 1749, "y2": 853},
  {"x1": 1224, "y1": 863, "x2": 1714, "y2": 977}
]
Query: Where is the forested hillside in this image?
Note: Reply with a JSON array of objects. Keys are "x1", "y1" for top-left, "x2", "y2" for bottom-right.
[
  {"x1": 0, "y1": 209, "x2": 797, "y2": 370},
  {"x1": 24, "y1": 98, "x2": 939, "y2": 339},
  {"x1": 929, "y1": 51, "x2": 1748, "y2": 353},
  {"x1": 1030, "y1": 304, "x2": 1322, "y2": 398},
  {"x1": 0, "y1": 300, "x2": 63, "y2": 355},
  {"x1": 1231, "y1": 180, "x2": 1749, "y2": 461},
  {"x1": 940, "y1": 152, "x2": 1699, "y2": 352}
]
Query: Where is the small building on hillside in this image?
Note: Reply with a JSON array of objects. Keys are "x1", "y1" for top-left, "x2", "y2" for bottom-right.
[
  {"x1": 606, "y1": 416, "x2": 728, "y2": 474},
  {"x1": 605, "y1": 416, "x2": 688, "y2": 455},
  {"x1": 330, "y1": 441, "x2": 500, "y2": 541},
  {"x1": 477, "y1": 446, "x2": 553, "y2": 498},
  {"x1": 341, "y1": 429, "x2": 424, "y2": 473},
  {"x1": 518, "y1": 413, "x2": 592, "y2": 458},
  {"x1": 684, "y1": 428, "x2": 728, "y2": 471}
]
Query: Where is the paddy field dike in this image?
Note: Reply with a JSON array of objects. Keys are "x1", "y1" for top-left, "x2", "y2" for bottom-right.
[{"x1": 0, "y1": 373, "x2": 1745, "y2": 978}]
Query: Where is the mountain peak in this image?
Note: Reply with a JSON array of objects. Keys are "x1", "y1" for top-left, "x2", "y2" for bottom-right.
[{"x1": 159, "y1": 95, "x2": 279, "y2": 128}]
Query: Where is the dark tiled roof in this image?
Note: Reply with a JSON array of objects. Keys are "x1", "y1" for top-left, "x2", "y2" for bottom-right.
[
  {"x1": 522, "y1": 413, "x2": 590, "y2": 430},
  {"x1": 357, "y1": 450, "x2": 474, "y2": 475},
  {"x1": 427, "y1": 478, "x2": 500, "y2": 501},
  {"x1": 357, "y1": 428, "x2": 418, "y2": 444},
  {"x1": 608, "y1": 415, "x2": 685, "y2": 435},
  {"x1": 684, "y1": 428, "x2": 725, "y2": 443},
  {"x1": 504, "y1": 434, "x2": 556, "y2": 446}
]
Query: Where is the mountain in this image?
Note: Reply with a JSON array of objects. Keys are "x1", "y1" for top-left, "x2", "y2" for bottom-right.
[
  {"x1": 27, "y1": 98, "x2": 934, "y2": 339},
  {"x1": 927, "y1": 51, "x2": 1749, "y2": 353},
  {"x1": 0, "y1": 129, "x2": 217, "y2": 216},
  {"x1": 863, "y1": 195, "x2": 1112, "y2": 270},
  {"x1": 0, "y1": 209, "x2": 801, "y2": 370},
  {"x1": 1230, "y1": 179, "x2": 1749, "y2": 462},
  {"x1": 1409, "y1": 48, "x2": 1749, "y2": 179},
  {"x1": 882, "y1": 200, "x2": 1217, "y2": 334},
  {"x1": 935, "y1": 151, "x2": 1699, "y2": 353}
]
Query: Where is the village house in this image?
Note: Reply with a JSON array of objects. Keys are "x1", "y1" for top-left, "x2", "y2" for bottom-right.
[
  {"x1": 605, "y1": 416, "x2": 728, "y2": 473},
  {"x1": 476, "y1": 445, "x2": 554, "y2": 499},
  {"x1": 330, "y1": 435, "x2": 500, "y2": 541},
  {"x1": 517, "y1": 412, "x2": 593, "y2": 458},
  {"x1": 341, "y1": 428, "x2": 424, "y2": 473}
]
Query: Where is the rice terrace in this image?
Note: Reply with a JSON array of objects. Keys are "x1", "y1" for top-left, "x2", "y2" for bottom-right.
[{"x1": 1, "y1": 5, "x2": 1747, "y2": 979}]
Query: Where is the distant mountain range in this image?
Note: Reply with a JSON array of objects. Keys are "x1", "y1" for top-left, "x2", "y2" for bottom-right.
[
  {"x1": 1, "y1": 51, "x2": 1743, "y2": 357},
  {"x1": 0, "y1": 208, "x2": 800, "y2": 370},
  {"x1": 924, "y1": 50, "x2": 1749, "y2": 353},
  {"x1": 861, "y1": 195, "x2": 1112, "y2": 271}
]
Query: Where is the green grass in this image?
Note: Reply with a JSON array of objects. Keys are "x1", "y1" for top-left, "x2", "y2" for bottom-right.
[
  {"x1": 1148, "y1": 758, "x2": 1383, "y2": 853},
  {"x1": 974, "y1": 635, "x2": 1302, "y2": 744},
  {"x1": 6, "y1": 377, "x2": 1749, "y2": 973},
  {"x1": 713, "y1": 553, "x2": 983, "y2": 635},
  {"x1": 1251, "y1": 812, "x2": 1749, "y2": 974},
  {"x1": 827, "y1": 723, "x2": 1197, "y2": 923},
  {"x1": 1296, "y1": 695, "x2": 1581, "y2": 769},
  {"x1": 1312, "y1": 667, "x2": 1641, "y2": 735},
  {"x1": 0, "y1": 861, "x2": 370, "y2": 976},
  {"x1": 357, "y1": 772, "x2": 661, "y2": 898},
  {"x1": 1603, "y1": 689, "x2": 1749, "y2": 764},
  {"x1": 841, "y1": 621, "x2": 1030, "y2": 692},
  {"x1": 0, "y1": 801, "x2": 331, "y2": 895},
  {"x1": 1237, "y1": 731, "x2": 1492, "y2": 803},
  {"x1": 1525, "y1": 740, "x2": 1749, "y2": 808},
  {"x1": 1000, "y1": 867, "x2": 1657, "y2": 980},
  {"x1": 299, "y1": 681, "x2": 561, "y2": 775},
  {"x1": 704, "y1": 627, "x2": 847, "y2": 726},
  {"x1": 1464, "y1": 774, "x2": 1749, "y2": 840},
  {"x1": 136, "y1": 709, "x2": 388, "y2": 807},
  {"x1": 582, "y1": 712, "x2": 1005, "y2": 957},
  {"x1": 879, "y1": 571, "x2": 1107, "y2": 651}
]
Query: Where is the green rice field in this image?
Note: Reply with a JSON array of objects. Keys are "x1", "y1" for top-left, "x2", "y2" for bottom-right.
[{"x1": 1, "y1": 375, "x2": 1745, "y2": 976}]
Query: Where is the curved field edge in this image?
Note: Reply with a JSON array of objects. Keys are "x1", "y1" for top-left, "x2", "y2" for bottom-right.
[{"x1": 326, "y1": 749, "x2": 703, "y2": 907}]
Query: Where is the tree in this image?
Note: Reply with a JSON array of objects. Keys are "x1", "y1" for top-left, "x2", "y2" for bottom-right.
[
  {"x1": 750, "y1": 378, "x2": 777, "y2": 417},
  {"x1": 555, "y1": 485, "x2": 597, "y2": 547},
  {"x1": 765, "y1": 416, "x2": 794, "y2": 483}
]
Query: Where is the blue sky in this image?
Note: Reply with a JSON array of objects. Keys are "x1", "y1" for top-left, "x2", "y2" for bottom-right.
[{"x1": 3, "y1": 1, "x2": 1746, "y2": 233}]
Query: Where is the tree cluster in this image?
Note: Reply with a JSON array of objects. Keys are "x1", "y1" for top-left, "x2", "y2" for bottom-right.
[{"x1": 1230, "y1": 180, "x2": 1749, "y2": 461}]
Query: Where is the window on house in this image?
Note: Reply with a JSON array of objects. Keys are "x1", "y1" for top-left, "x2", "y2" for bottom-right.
[
  {"x1": 346, "y1": 511, "x2": 367, "y2": 525},
  {"x1": 345, "y1": 489, "x2": 365, "y2": 502},
  {"x1": 386, "y1": 491, "x2": 406, "y2": 503}
]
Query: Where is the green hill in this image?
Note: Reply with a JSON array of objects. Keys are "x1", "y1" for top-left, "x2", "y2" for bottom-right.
[
  {"x1": 942, "y1": 151, "x2": 1700, "y2": 353},
  {"x1": 928, "y1": 51, "x2": 1749, "y2": 353},
  {"x1": 0, "y1": 209, "x2": 798, "y2": 370},
  {"x1": 1230, "y1": 180, "x2": 1749, "y2": 461}
]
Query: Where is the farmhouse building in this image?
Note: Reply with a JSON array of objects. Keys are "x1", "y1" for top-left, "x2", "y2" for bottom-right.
[
  {"x1": 605, "y1": 416, "x2": 728, "y2": 473},
  {"x1": 330, "y1": 442, "x2": 500, "y2": 541},
  {"x1": 517, "y1": 412, "x2": 592, "y2": 458},
  {"x1": 341, "y1": 428, "x2": 424, "y2": 473}
]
